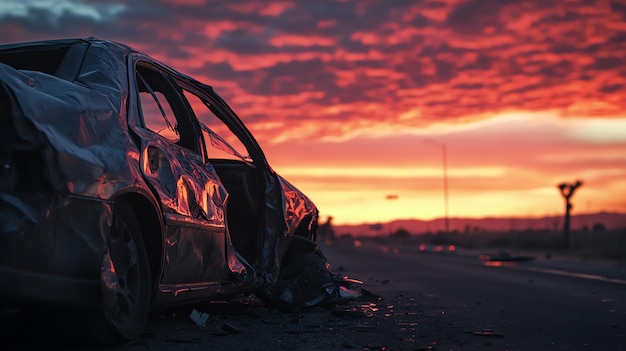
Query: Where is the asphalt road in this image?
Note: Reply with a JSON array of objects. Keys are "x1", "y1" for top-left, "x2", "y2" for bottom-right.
[
  {"x1": 320, "y1": 240, "x2": 626, "y2": 350},
  {"x1": 3, "y1": 240, "x2": 625, "y2": 350}
]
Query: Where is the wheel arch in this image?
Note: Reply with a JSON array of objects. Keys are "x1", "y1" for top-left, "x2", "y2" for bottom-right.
[{"x1": 112, "y1": 189, "x2": 164, "y2": 297}]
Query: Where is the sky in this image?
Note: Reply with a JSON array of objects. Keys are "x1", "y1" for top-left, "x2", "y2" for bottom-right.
[{"x1": 1, "y1": 0, "x2": 626, "y2": 225}]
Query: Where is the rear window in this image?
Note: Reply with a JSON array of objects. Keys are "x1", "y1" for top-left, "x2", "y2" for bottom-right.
[
  {"x1": 0, "y1": 45, "x2": 70, "y2": 75},
  {"x1": 0, "y1": 41, "x2": 87, "y2": 81}
]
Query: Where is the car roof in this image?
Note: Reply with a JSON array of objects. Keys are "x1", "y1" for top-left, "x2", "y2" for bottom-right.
[
  {"x1": 0, "y1": 37, "x2": 131, "y2": 54},
  {"x1": 2, "y1": 37, "x2": 209, "y2": 90}
]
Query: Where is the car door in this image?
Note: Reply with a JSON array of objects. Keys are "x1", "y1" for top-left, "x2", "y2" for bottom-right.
[
  {"x1": 176, "y1": 83, "x2": 289, "y2": 280},
  {"x1": 128, "y1": 59, "x2": 234, "y2": 292}
]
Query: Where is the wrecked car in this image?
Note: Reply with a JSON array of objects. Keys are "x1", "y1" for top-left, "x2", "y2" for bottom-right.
[{"x1": 0, "y1": 38, "x2": 347, "y2": 345}]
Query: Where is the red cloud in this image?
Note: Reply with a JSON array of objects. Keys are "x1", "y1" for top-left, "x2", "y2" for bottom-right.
[
  {"x1": 228, "y1": 1, "x2": 295, "y2": 16},
  {"x1": 269, "y1": 35, "x2": 337, "y2": 47},
  {"x1": 2, "y1": 0, "x2": 626, "y2": 222}
]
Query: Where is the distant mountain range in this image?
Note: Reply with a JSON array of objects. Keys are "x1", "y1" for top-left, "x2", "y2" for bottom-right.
[{"x1": 332, "y1": 212, "x2": 626, "y2": 236}]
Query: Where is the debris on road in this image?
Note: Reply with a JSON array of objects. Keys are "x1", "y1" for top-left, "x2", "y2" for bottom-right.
[
  {"x1": 472, "y1": 329, "x2": 505, "y2": 337},
  {"x1": 258, "y1": 237, "x2": 364, "y2": 307},
  {"x1": 164, "y1": 337, "x2": 202, "y2": 344},
  {"x1": 189, "y1": 309, "x2": 209, "y2": 327},
  {"x1": 221, "y1": 322, "x2": 241, "y2": 334},
  {"x1": 479, "y1": 251, "x2": 535, "y2": 263}
]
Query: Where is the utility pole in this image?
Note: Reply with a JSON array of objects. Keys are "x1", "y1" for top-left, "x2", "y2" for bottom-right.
[
  {"x1": 557, "y1": 180, "x2": 582, "y2": 249},
  {"x1": 385, "y1": 194, "x2": 398, "y2": 235}
]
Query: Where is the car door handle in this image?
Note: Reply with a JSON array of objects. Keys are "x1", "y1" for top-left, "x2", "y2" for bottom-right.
[{"x1": 147, "y1": 146, "x2": 159, "y2": 172}]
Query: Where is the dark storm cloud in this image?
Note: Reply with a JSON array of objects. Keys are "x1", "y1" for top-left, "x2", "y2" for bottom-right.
[
  {"x1": 247, "y1": 59, "x2": 340, "y2": 96},
  {"x1": 599, "y1": 84, "x2": 623, "y2": 94},
  {"x1": 591, "y1": 57, "x2": 623, "y2": 71},
  {"x1": 444, "y1": 0, "x2": 504, "y2": 34}
]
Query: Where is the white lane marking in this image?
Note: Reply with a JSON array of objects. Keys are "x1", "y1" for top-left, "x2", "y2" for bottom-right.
[{"x1": 522, "y1": 266, "x2": 626, "y2": 286}]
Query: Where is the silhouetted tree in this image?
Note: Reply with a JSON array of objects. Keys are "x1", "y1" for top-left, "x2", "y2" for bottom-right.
[
  {"x1": 592, "y1": 223, "x2": 606, "y2": 232},
  {"x1": 558, "y1": 180, "x2": 582, "y2": 249},
  {"x1": 390, "y1": 228, "x2": 410, "y2": 238}
]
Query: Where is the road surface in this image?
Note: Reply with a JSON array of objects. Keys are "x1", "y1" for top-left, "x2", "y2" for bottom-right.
[
  {"x1": 3, "y1": 239, "x2": 625, "y2": 350},
  {"x1": 322, "y1": 239, "x2": 626, "y2": 350}
]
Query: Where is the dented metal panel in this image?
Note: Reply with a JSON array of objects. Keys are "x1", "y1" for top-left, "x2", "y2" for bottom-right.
[
  {"x1": 259, "y1": 236, "x2": 362, "y2": 307},
  {"x1": 0, "y1": 193, "x2": 111, "y2": 307},
  {"x1": 278, "y1": 175, "x2": 319, "y2": 236}
]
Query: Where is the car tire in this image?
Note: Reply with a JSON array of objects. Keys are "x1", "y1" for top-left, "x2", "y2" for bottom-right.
[
  {"x1": 35, "y1": 202, "x2": 152, "y2": 347},
  {"x1": 99, "y1": 201, "x2": 152, "y2": 344}
]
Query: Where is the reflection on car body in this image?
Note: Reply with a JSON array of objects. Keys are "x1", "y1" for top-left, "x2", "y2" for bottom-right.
[{"x1": 0, "y1": 38, "x2": 351, "y2": 345}]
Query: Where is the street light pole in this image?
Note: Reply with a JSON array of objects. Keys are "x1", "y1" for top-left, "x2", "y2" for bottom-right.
[
  {"x1": 442, "y1": 144, "x2": 449, "y2": 234},
  {"x1": 385, "y1": 194, "x2": 398, "y2": 235},
  {"x1": 424, "y1": 139, "x2": 449, "y2": 234}
]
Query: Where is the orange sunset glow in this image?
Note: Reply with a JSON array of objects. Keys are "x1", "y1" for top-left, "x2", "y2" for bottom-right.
[{"x1": 2, "y1": 0, "x2": 625, "y2": 225}]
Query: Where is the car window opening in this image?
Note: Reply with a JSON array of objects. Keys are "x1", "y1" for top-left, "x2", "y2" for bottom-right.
[
  {"x1": 199, "y1": 122, "x2": 252, "y2": 164},
  {"x1": 178, "y1": 88, "x2": 263, "y2": 264},
  {"x1": 137, "y1": 72, "x2": 178, "y2": 138}
]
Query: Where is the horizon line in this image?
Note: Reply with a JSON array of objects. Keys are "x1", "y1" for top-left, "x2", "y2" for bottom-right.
[{"x1": 330, "y1": 210, "x2": 626, "y2": 227}]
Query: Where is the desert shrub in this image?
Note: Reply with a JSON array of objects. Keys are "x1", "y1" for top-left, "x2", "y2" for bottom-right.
[{"x1": 390, "y1": 228, "x2": 411, "y2": 239}]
